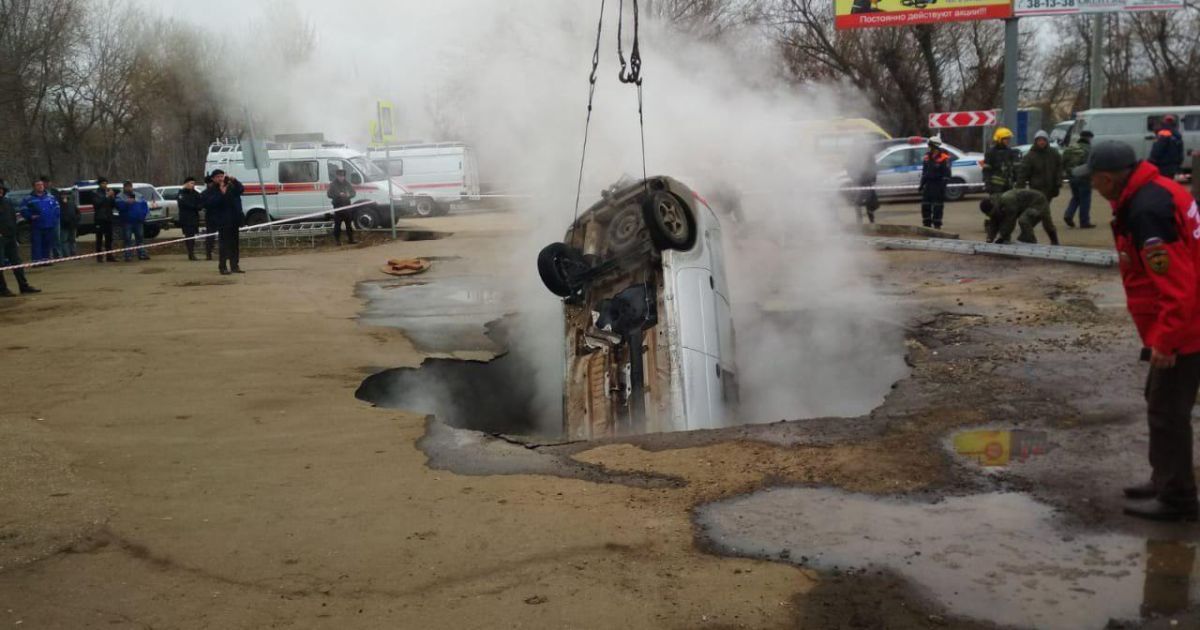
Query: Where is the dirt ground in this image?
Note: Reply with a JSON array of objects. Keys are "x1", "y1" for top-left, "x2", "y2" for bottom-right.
[{"x1": 0, "y1": 204, "x2": 1195, "y2": 629}]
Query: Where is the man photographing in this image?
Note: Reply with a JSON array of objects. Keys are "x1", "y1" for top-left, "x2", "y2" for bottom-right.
[
  {"x1": 202, "y1": 169, "x2": 244, "y2": 275},
  {"x1": 1078, "y1": 141, "x2": 1200, "y2": 522}
]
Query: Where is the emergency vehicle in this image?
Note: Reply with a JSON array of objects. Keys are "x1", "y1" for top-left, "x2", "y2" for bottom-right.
[
  {"x1": 366, "y1": 142, "x2": 481, "y2": 217},
  {"x1": 204, "y1": 140, "x2": 418, "y2": 229}
]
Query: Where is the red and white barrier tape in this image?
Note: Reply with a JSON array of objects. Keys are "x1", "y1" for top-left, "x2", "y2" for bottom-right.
[{"x1": 0, "y1": 201, "x2": 375, "y2": 273}]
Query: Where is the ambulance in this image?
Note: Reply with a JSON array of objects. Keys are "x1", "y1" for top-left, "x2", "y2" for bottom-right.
[
  {"x1": 367, "y1": 142, "x2": 481, "y2": 217},
  {"x1": 204, "y1": 140, "x2": 419, "y2": 228}
]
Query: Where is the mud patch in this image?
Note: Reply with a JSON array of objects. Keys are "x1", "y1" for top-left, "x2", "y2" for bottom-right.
[
  {"x1": 174, "y1": 279, "x2": 235, "y2": 287},
  {"x1": 697, "y1": 487, "x2": 1200, "y2": 628}
]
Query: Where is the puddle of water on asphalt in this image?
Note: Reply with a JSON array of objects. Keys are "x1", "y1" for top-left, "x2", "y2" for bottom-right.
[
  {"x1": 949, "y1": 429, "x2": 1051, "y2": 468},
  {"x1": 356, "y1": 275, "x2": 513, "y2": 353},
  {"x1": 697, "y1": 488, "x2": 1200, "y2": 629}
]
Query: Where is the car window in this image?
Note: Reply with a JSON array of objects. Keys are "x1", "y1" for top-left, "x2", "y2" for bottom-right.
[
  {"x1": 78, "y1": 189, "x2": 97, "y2": 206},
  {"x1": 161, "y1": 188, "x2": 179, "y2": 201},
  {"x1": 279, "y1": 160, "x2": 320, "y2": 184},
  {"x1": 1182, "y1": 114, "x2": 1200, "y2": 132},
  {"x1": 877, "y1": 150, "x2": 911, "y2": 170},
  {"x1": 327, "y1": 159, "x2": 346, "y2": 181},
  {"x1": 134, "y1": 186, "x2": 159, "y2": 201}
]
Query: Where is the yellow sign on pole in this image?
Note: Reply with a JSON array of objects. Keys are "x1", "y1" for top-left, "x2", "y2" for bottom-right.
[
  {"x1": 370, "y1": 100, "x2": 396, "y2": 148},
  {"x1": 835, "y1": 0, "x2": 1012, "y2": 29}
]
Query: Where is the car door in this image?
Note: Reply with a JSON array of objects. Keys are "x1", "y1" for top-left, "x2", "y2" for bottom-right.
[
  {"x1": 277, "y1": 159, "x2": 322, "y2": 217},
  {"x1": 875, "y1": 147, "x2": 923, "y2": 196}
]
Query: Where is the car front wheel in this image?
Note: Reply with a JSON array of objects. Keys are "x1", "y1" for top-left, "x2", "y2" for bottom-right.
[{"x1": 945, "y1": 177, "x2": 967, "y2": 202}]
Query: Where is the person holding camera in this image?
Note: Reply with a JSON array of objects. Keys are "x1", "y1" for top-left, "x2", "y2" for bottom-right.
[
  {"x1": 202, "y1": 169, "x2": 244, "y2": 274},
  {"x1": 327, "y1": 168, "x2": 357, "y2": 245},
  {"x1": 93, "y1": 178, "x2": 118, "y2": 262}
]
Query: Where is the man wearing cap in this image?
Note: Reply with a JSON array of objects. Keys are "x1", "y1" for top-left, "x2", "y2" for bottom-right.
[
  {"x1": 0, "y1": 180, "x2": 40, "y2": 297},
  {"x1": 327, "y1": 168, "x2": 357, "y2": 245},
  {"x1": 202, "y1": 169, "x2": 245, "y2": 275},
  {"x1": 1062, "y1": 130, "x2": 1096, "y2": 229},
  {"x1": 177, "y1": 176, "x2": 204, "y2": 261},
  {"x1": 1149, "y1": 116, "x2": 1185, "y2": 179},
  {"x1": 1078, "y1": 140, "x2": 1200, "y2": 522}
]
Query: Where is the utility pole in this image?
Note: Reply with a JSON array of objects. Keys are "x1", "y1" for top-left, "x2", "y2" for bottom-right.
[
  {"x1": 244, "y1": 107, "x2": 275, "y2": 248},
  {"x1": 1002, "y1": 18, "x2": 1020, "y2": 132},
  {"x1": 1089, "y1": 13, "x2": 1106, "y2": 108}
]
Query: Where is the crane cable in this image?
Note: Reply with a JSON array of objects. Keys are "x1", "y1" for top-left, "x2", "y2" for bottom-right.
[{"x1": 570, "y1": 0, "x2": 649, "y2": 242}]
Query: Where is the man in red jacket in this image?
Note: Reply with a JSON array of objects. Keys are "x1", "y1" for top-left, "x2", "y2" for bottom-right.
[{"x1": 1078, "y1": 141, "x2": 1200, "y2": 522}]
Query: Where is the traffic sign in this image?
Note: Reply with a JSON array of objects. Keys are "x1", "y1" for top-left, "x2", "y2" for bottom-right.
[{"x1": 928, "y1": 110, "x2": 998, "y2": 129}]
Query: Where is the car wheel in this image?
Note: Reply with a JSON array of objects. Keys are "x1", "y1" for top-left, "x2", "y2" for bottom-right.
[
  {"x1": 144, "y1": 225, "x2": 162, "y2": 239},
  {"x1": 607, "y1": 204, "x2": 644, "y2": 252},
  {"x1": 945, "y1": 177, "x2": 967, "y2": 202},
  {"x1": 537, "y1": 242, "x2": 586, "y2": 298},
  {"x1": 355, "y1": 207, "x2": 380, "y2": 230},
  {"x1": 245, "y1": 209, "x2": 269, "y2": 226},
  {"x1": 641, "y1": 191, "x2": 696, "y2": 251},
  {"x1": 432, "y1": 202, "x2": 451, "y2": 217},
  {"x1": 414, "y1": 197, "x2": 437, "y2": 217}
]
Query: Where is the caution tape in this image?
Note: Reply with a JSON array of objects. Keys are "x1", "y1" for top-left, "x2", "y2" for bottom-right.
[{"x1": 0, "y1": 200, "x2": 376, "y2": 273}]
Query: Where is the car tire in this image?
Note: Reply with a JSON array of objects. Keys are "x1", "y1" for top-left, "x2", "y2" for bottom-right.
[
  {"x1": 945, "y1": 177, "x2": 967, "y2": 202},
  {"x1": 432, "y1": 202, "x2": 451, "y2": 217},
  {"x1": 641, "y1": 191, "x2": 696, "y2": 251},
  {"x1": 245, "y1": 209, "x2": 269, "y2": 226},
  {"x1": 607, "y1": 204, "x2": 644, "y2": 253},
  {"x1": 355, "y1": 207, "x2": 381, "y2": 230},
  {"x1": 144, "y1": 225, "x2": 162, "y2": 239},
  {"x1": 414, "y1": 197, "x2": 437, "y2": 217},
  {"x1": 537, "y1": 242, "x2": 586, "y2": 298}
]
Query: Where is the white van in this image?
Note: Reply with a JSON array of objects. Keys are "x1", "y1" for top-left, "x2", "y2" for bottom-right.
[
  {"x1": 367, "y1": 142, "x2": 481, "y2": 217},
  {"x1": 204, "y1": 141, "x2": 417, "y2": 228},
  {"x1": 1071, "y1": 107, "x2": 1200, "y2": 171},
  {"x1": 537, "y1": 176, "x2": 736, "y2": 439}
]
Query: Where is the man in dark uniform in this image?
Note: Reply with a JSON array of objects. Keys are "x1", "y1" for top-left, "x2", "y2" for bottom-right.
[
  {"x1": 919, "y1": 135, "x2": 952, "y2": 230},
  {"x1": 1148, "y1": 115, "x2": 1185, "y2": 179},
  {"x1": 1078, "y1": 141, "x2": 1200, "y2": 522},
  {"x1": 93, "y1": 177, "x2": 117, "y2": 262},
  {"x1": 326, "y1": 168, "x2": 357, "y2": 245},
  {"x1": 0, "y1": 179, "x2": 40, "y2": 297},
  {"x1": 57, "y1": 187, "x2": 79, "y2": 256},
  {"x1": 202, "y1": 169, "x2": 244, "y2": 275},
  {"x1": 844, "y1": 141, "x2": 880, "y2": 225},
  {"x1": 177, "y1": 176, "x2": 204, "y2": 261}
]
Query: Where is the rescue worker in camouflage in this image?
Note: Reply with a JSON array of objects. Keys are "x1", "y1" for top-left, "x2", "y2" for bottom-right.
[
  {"x1": 918, "y1": 135, "x2": 952, "y2": 230},
  {"x1": 1018, "y1": 129, "x2": 1064, "y2": 202},
  {"x1": 1061, "y1": 130, "x2": 1096, "y2": 229},
  {"x1": 982, "y1": 127, "x2": 1020, "y2": 240},
  {"x1": 989, "y1": 188, "x2": 1060, "y2": 245}
]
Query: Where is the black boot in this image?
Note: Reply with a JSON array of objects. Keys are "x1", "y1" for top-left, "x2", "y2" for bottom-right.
[
  {"x1": 1048, "y1": 230, "x2": 1060, "y2": 246},
  {"x1": 0, "y1": 286, "x2": 14, "y2": 298},
  {"x1": 19, "y1": 284, "x2": 40, "y2": 294},
  {"x1": 1063, "y1": 215, "x2": 1076, "y2": 228},
  {"x1": 1123, "y1": 482, "x2": 1158, "y2": 500}
]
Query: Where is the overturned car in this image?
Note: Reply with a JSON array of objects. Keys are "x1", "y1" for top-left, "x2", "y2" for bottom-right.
[{"x1": 538, "y1": 176, "x2": 737, "y2": 439}]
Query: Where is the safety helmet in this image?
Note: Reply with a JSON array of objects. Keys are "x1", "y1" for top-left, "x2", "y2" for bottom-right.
[
  {"x1": 928, "y1": 135, "x2": 943, "y2": 147},
  {"x1": 1164, "y1": 114, "x2": 1177, "y2": 125},
  {"x1": 993, "y1": 127, "x2": 1013, "y2": 143}
]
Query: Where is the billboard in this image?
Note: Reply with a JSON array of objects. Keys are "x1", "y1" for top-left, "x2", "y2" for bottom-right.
[
  {"x1": 1014, "y1": 0, "x2": 1183, "y2": 16},
  {"x1": 835, "y1": 0, "x2": 1012, "y2": 29}
]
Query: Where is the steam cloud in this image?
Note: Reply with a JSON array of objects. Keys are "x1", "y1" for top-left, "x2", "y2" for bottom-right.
[{"x1": 183, "y1": 0, "x2": 909, "y2": 431}]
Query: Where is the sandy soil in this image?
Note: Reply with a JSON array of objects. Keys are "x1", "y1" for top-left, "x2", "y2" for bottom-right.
[{"x1": 0, "y1": 206, "x2": 1185, "y2": 629}]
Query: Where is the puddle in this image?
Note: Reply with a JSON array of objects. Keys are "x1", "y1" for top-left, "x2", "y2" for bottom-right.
[
  {"x1": 356, "y1": 275, "x2": 512, "y2": 353},
  {"x1": 697, "y1": 488, "x2": 1200, "y2": 629},
  {"x1": 356, "y1": 316, "x2": 562, "y2": 436},
  {"x1": 950, "y1": 429, "x2": 1051, "y2": 468}
]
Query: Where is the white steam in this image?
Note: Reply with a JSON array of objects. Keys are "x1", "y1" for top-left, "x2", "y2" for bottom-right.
[{"x1": 186, "y1": 0, "x2": 908, "y2": 430}]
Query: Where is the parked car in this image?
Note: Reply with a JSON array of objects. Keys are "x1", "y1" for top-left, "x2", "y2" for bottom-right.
[
  {"x1": 157, "y1": 184, "x2": 185, "y2": 225},
  {"x1": 537, "y1": 176, "x2": 736, "y2": 438},
  {"x1": 10, "y1": 183, "x2": 171, "y2": 244},
  {"x1": 1072, "y1": 107, "x2": 1200, "y2": 172},
  {"x1": 840, "y1": 138, "x2": 985, "y2": 201}
]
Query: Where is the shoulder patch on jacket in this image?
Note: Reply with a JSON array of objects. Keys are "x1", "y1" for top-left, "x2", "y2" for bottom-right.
[{"x1": 1144, "y1": 237, "x2": 1170, "y2": 274}]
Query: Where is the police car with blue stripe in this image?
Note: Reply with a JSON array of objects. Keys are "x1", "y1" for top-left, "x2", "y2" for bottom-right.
[{"x1": 846, "y1": 137, "x2": 986, "y2": 202}]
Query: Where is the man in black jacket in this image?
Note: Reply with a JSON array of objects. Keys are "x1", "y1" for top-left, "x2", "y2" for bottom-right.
[
  {"x1": 93, "y1": 177, "x2": 117, "y2": 262},
  {"x1": 177, "y1": 176, "x2": 204, "y2": 261},
  {"x1": 1148, "y1": 115, "x2": 1185, "y2": 179},
  {"x1": 327, "y1": 169, "x2": 357, "y2": 244},
  {"x1": 0, "y1": 179, "x2": 40, "y2": 297},
  {"x1": 202, "y1": 169, "x2": 245, "y2": 275},
  {"x1": 57, "y1": 187, "x2": 80, "y2": 256}
]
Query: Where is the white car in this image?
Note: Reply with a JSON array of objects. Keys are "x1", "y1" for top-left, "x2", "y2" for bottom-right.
[
  {"x1": 844, "y1": 138, "x2": 986, "y2": 201},
  {"x1": 537, "y1": 176, "x2": 736, "y2": 438}
]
